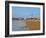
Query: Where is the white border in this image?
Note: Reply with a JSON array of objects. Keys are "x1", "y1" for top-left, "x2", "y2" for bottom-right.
[{"x1": 9, "y1": 3, "x2": 43, "y2": 35}]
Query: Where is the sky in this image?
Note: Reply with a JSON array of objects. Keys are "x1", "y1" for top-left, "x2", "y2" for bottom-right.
[{"x1": 12, "y1": 6, "x2": 40, "y2": 18}]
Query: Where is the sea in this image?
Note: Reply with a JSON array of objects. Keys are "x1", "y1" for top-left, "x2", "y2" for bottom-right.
[{"x1": 12, "y1": 20, "x2": 26, "y2": 31}]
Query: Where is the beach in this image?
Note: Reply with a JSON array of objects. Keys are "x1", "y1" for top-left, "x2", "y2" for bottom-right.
[{"x1": 12, "y1": 19, "x2": 40, "y2": 31}]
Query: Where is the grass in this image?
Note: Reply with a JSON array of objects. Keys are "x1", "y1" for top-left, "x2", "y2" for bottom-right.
[{"x1": 24, "y1": 19, "x2": 40, "y2": 30}]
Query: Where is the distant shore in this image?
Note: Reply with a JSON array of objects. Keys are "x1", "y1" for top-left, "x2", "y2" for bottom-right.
[{"x1": 12, "y1": 18, "x2": 40, "y2": 20}]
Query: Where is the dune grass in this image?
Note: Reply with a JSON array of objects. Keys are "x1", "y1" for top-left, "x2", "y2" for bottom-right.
[{"x1": 24, "y1": 19, "x2": 40, "y2": 30}]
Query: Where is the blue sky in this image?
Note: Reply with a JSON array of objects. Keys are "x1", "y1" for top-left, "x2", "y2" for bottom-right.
[{"x1": 12, "y1": 6, "x2": 40, "y2": 18}]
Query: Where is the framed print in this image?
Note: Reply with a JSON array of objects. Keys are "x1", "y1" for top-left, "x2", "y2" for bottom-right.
[{"x1": 5, "y1": 1, "x2": 45, "y2": 37}]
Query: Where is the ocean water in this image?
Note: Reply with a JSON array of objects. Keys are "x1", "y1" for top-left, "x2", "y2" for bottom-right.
[{"x1": 12, "y1": 20, "x2": 26, "y2": 31}]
